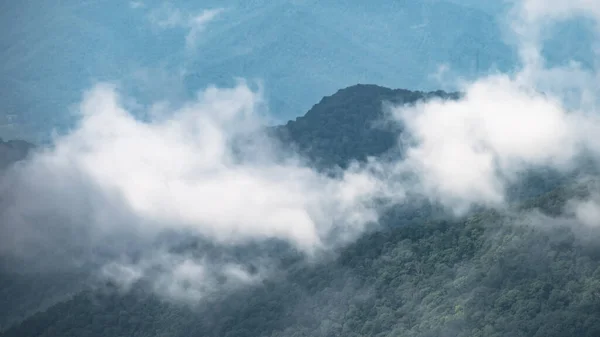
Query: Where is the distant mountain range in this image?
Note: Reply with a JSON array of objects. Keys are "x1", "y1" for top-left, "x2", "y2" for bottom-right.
[
  {"x1": 0, "y1": 0, "x2": 537, "y2": 141},
  {"x1": 184, "y1": 1, "x2": 516, "y2": 122},
  {"x1": 0, "y1": 0, "x2": 595, "y2": 140}
]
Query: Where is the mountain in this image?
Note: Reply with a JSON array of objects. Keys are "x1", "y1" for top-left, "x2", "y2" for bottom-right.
[
  {"x1": 184, "y1": 0, "x2": 516, "y2": 122},
  {"x1": 1, "y1": 0, "x2": 522, "y2": 141},
  {"x1": 4, "y1": 197, "x2": 600, "y2": 337},
  {"x1": 2, "y1": 84, "x2": 600, "y2": 337},
  {"x1": 3, "y1": 0, "x2": 597, "y2": 144},
  {"x1": 271, "y1": 84, "x2": 459, "y2": 168}
]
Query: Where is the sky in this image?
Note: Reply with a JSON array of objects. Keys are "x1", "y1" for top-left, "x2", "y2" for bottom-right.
[
  {"x1": 1, "y1": 0, "x2": 600, "y2": 303},
  {"x1": 0, "y1": 0, "x2": 528, "y2": 141},
  {"x1": 3, "y1": 0, "x2": 597, "y2": 142}
]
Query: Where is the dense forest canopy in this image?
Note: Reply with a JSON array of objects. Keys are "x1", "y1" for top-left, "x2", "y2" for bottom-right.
[{"x1": 1, "y1": 84, "x2": 599, "y2": 337}]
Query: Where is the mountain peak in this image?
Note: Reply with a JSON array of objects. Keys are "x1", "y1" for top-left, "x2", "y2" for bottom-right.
[{"x1": 276, "y1": 84, "x2": 457, "y2": 167}]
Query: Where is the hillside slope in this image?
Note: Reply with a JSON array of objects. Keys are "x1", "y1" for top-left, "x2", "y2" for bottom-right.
[
  {"x1": 0, "y1": 85, "x2": 451, "y2": 333},
  {"x1": 2, "y1": 84, "x2": 600, "y2": 337},
  {"x1": 271, "y1": 84, "x2": 459, "y2": 168},
  {"x1": 3, "y1": 180, "x2": 600, "y2": 337}
]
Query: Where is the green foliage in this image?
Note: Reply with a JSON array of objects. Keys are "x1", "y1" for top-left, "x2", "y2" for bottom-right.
[
  {"x1": 2, "y1": 85, "x2": 600, "y2": 337},
  {"x1": 0, "y1": 288, "x2": 196, "y2": 337},
  {"x1": 271, "y1": 84, "x2": 458, "y2": 168},
  {"x1": 2, "y1": 190, "x2": 600, "y2": 337},
  {"x1": 3, "y1": 190, "x2": 600, "y2": 337}
]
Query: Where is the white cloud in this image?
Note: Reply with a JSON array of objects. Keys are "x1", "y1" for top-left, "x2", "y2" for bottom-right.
[
  {"x1": 563, "y1": 179, "x2": 600, "y2": 228},
  {"x1": 571, "y1": 197, "x2": 600, "y2": 228},
  {"x1": 148, "y1": 4, "x2": 224, "y2": 50},
  {"x1": 102, "y1": 261, "x2": 144, "y2": 291},
  {"x1": 185, "y1": 9, "x2": 224, "y2": 50},
  {"x1": 393, "y1": 74, "x2": 593, "y2": 212},
  {"x1": 0, "y1": 80, "x2": 401, "y2": 298},
  {"x1": 5, "y1": 0, "x2": 600, "y2": 302},
  {"x1": 4, "y1": 81, "x2": 389, "y2": 250},
  {"x1": 388, "y1": 0, "x2": 600, "y2": 214},
  {"x1": 518, "y1": 0, "x2": 600, "y2": 23}
]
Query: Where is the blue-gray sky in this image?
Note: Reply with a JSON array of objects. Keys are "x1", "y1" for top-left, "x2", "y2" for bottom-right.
[{"x1": 0, "y1": 0, "x2": 526, "y2": 141}]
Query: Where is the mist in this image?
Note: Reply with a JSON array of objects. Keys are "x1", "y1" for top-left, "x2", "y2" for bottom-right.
[
  {"x1": 0, "y1": 80, "x2": 402, "y2": 301},
  {"x1": 2, "y1": 0, "x2": 600, "y2": 306}
]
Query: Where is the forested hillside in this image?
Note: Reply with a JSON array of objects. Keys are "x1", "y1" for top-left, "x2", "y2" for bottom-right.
[
  {"x1": 1, "y1": 85, "x2": 600, "y2": 337},
  {"x1": 272, "y1": 84, "x2": 459, "y2": 168},
  {"x1": 3, "y1": 186, "x2": 600, "y2": 337},
  {"x1": 1, "y1": 0, "x2": 521, "y2": 141}
]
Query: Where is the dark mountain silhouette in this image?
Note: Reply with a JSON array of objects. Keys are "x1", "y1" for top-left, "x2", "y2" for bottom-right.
[{"x1": 272, "y1": 84, "x2": 459, "y2": 168}]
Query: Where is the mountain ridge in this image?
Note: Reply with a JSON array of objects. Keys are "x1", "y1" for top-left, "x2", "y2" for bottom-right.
[
  {"x1": 0, "y1": 138, "x2": 34, "y2": 170},
  {"x1": 2, "y1": 83, "x2": 600, "y2": 337},
  {"x1": 0, "y1": 83, "x2": 454, "y2": 332},
  {"x1": 1, "y1": 0, "x2": 522, "y2": 141}
]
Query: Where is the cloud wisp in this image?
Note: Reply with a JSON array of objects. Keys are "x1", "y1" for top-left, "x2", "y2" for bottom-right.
[{"x1": 148, "y1": 4, "x2": 224, "y2": 50}]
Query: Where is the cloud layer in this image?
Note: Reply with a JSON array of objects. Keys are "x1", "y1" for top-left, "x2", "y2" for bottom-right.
[
  {"x1": 394, "y1": 74, "x2": 600, "y2": 212},
  {"x1": 0, "y1": 80, "x2": 400, "y2": 301},
  {"x1": 3, "y1": 0, "x2": 600, "y2": 302}
]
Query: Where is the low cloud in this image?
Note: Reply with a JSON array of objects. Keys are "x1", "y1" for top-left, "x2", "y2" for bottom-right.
[
  {"x1": 518, "y1": 0, "x2": 600, "y2": 23},
  {"x1": 389, "y1": 0, "x2": 600, "y2": 214},
  {"x1": 4, "y1": 0, "x2": 600, "y2": 304},
  {"x1": 571, "y1": 197, "x2": 600, "y2": 228},
  {"x1": 101, "y1": 250, "x2": 265, "y2": 302},
  {"x1": 509, "y1": 0, "x2": 600, "y2": 69},
  {"x1": 0, "y1": 80, "x2": 400, "y2": 300},
  {"x1": 392, "y1": 74, "x2": 598, "y2": 213}
]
